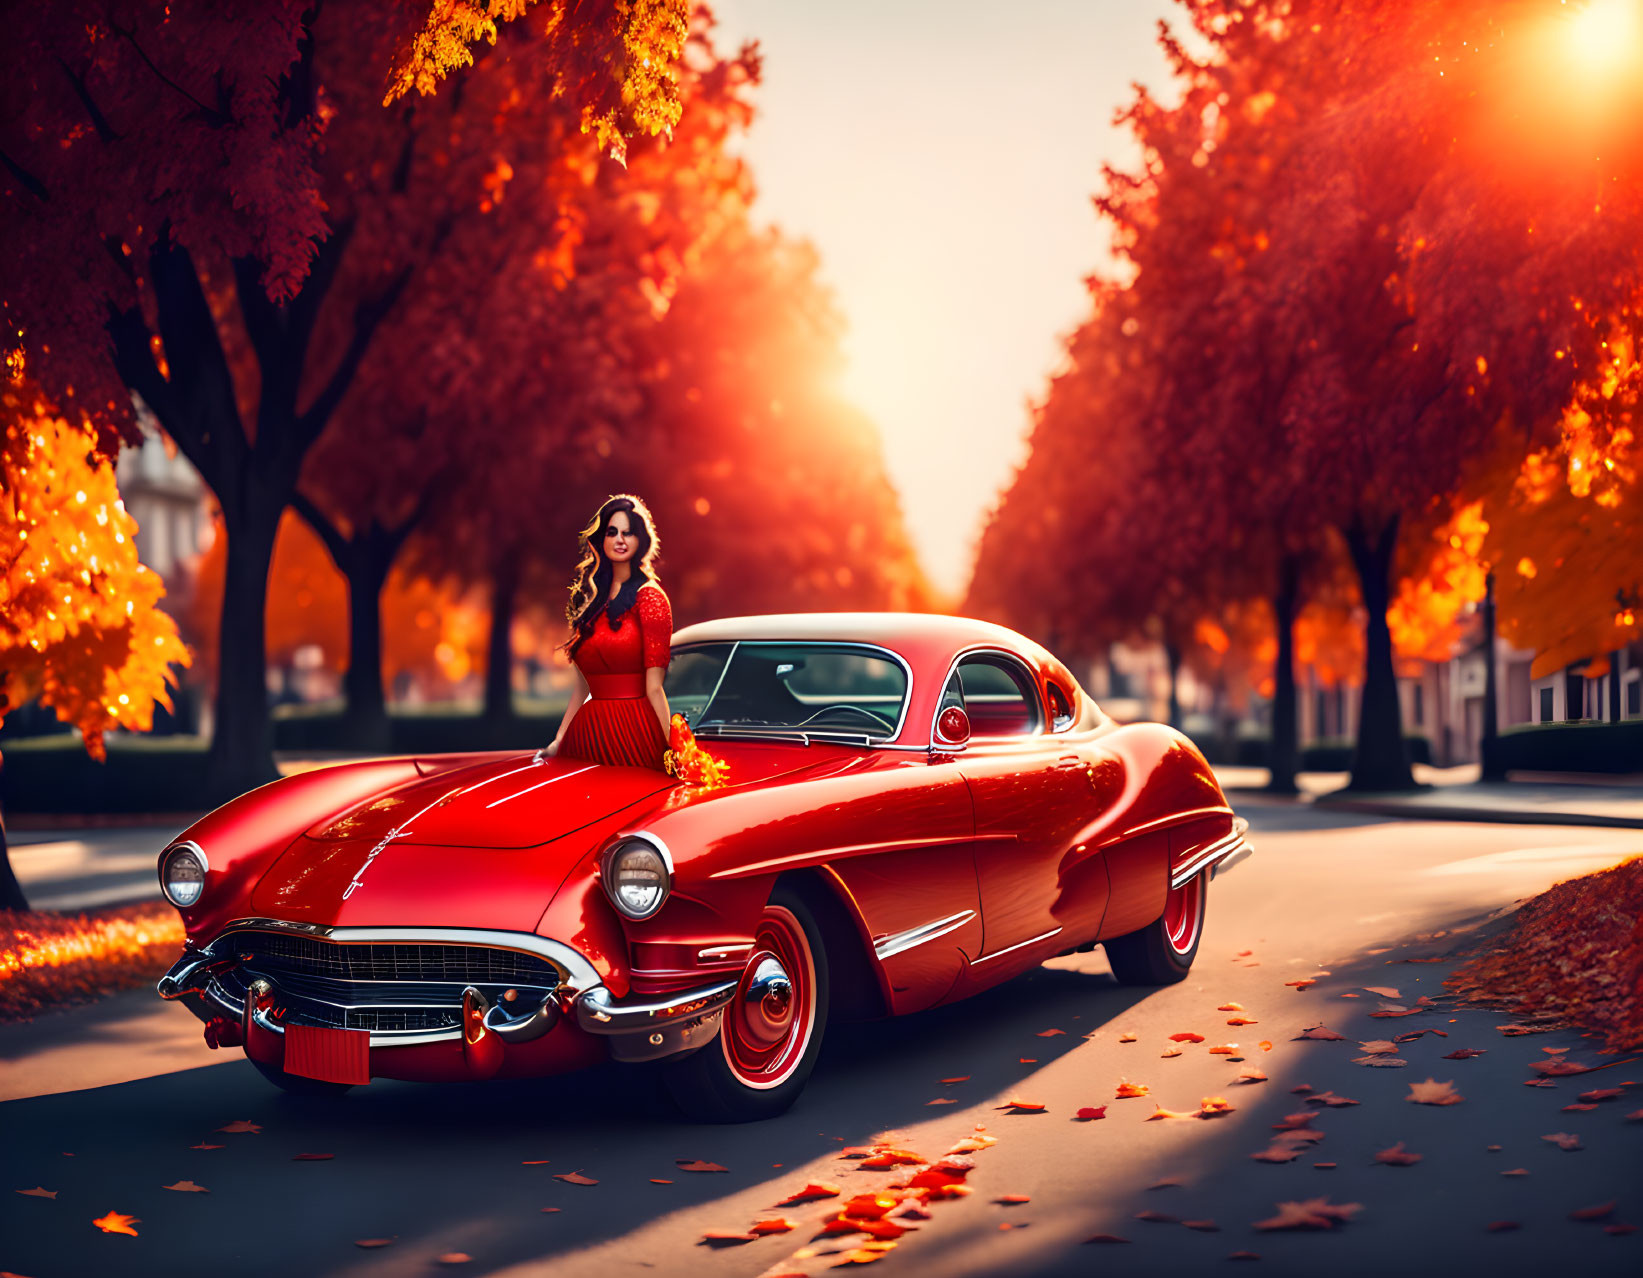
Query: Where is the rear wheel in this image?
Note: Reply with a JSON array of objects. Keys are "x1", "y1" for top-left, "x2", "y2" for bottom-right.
[
  {"x1": 249, "y1": 1056, "x2": 356, "y2": 1097},
  {"x1": 1104, "y1": 869, "x2": 1206, "y2": 985},
  {"x1": 663, "y1": 883, "x2": 829, "y2": 1123}
]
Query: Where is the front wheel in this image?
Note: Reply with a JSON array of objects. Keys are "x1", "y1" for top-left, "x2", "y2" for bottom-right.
[
  {"x1": 1104, "y1": 869, "x2": 1207, "y2": 985},
  {"x1": 663, "y1": 883, "x2": 829, "y2": 1122}
]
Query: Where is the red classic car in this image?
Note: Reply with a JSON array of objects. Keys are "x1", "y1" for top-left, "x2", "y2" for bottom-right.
[{"x1": 156, "y1": 614, "x2": 1250, "y2": 1121}]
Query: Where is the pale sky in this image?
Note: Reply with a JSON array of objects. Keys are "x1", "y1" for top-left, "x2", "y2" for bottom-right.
[{"x1": 709, "y1": 0, "x2": 1181, "y2": 598}]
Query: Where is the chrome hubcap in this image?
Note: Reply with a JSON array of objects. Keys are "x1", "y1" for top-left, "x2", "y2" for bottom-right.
[{"x1": 736, "y1": 954, "x2": 793, "y2": 1048}]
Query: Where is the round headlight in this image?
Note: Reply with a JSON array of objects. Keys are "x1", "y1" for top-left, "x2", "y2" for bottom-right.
[
  {"x1": 603, "y1": 838, "x2": 670, "y2": 920},
  {"x1": 160, "y1": 842, "x2": 207, "y2": 909}
]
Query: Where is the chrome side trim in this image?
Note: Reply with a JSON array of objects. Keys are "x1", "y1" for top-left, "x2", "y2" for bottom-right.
[
  {"x1": 972, "y1": 926, "x2": 1063, "y2": 965},
  {"x1": 207, "y1": 919, "x2": 602, "y2": 991},
  {"x1": 575, "y1": 980, "x2": 738, "y2": 1032},
  {"x1": 1170, "y1": 818, "x2": 1251, "y2": 889},
  {"x1": 697, "y1": 942, "x2": 754, "y2": 962},
  {"x1": 872, "y1": 910, "x2": 976, "y2": 961}
]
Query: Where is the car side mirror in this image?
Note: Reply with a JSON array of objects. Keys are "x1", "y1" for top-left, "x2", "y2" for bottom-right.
[{"x1": 934, "y1": 706, "x2": 971, "y2": 749}]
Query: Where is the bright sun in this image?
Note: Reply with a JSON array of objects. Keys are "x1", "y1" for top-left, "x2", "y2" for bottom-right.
[{"x1": 1565, "y1": 0, "x2": 1643, "y2": 75}]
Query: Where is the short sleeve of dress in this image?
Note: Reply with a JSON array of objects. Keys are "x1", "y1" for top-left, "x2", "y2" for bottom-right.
[{"x1": 638, "y1": 584, "x2": 673, "y2": 670}]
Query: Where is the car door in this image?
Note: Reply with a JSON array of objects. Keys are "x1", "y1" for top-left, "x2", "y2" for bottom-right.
[{"x1": 951, "y1": 651, "x2": 1113, "y2": 959}]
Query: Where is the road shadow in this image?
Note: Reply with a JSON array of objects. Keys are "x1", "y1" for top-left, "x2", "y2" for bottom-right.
[{"x1": 0, "y1": 961, "x2": 1154, "y2": 1278}]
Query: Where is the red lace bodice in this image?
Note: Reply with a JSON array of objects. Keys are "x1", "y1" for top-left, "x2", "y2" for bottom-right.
[{"x1": 573, "y1": 582, "x2": 672, "y2": 697}]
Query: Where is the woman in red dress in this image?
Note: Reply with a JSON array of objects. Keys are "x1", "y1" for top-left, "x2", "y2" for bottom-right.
[{"x1": 543, "y1": 494, "x2": 674, "y2": 771}]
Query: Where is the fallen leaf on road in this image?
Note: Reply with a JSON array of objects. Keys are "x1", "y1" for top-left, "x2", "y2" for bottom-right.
[
  {"x1": 1259, "y1": 1040, "x2": 1273, "y2": 1052},
  {"x1": 677, "y1": 1160, "x2": 729, "y2": 1173},
  {"x1": 1227, "y1": 1016, "x2": 1259, "y2": 1026},
  {"x1": 1523, "y1": 1079, "x2": 1556, "y2": 1088},
  {"x1": 1147, "y1": 1105, "x2": 1198, "y2": 1121},
  {"x1": 699, "y1": 1230, "x2": 757, "y2": 1246},
  {"x1": 1037, "y1": 1029, "x2": 1065, "y2": 1038},
  {"x1": 748, "y1": 1219, "x2": 797, "y2": 1236},
  {"x1": 1285, "y1": 979, "x2": 1317, "y2": 990},
  {"x1": 1183, "y1": 1219, "x2": 1220, "y2": 1231},
  {"x1": 1229, "y1": 1250, "x2": 1262, "y2": 1259},
  {"x1": 1305, "y1": 1091, "x2": 1360, "y2": 1107},
  {"x1": 1115, "y1": 1082, "x2": 1150, "y2": 1099},
  {"x1": 1219, "y1": 1003, "x2": 1245, "y2": 1012},
  {"x1": 1353, "y1": 1056, "x2": 1408, "y2": 1068},
  {"x1": 776, "y1": 1182, "x2": 841, "y2": 1206},
  {"x1": 1272, "y1": 1112, "x2": 1320, "y2": 1131},
  {"x1": 554, "y1": 1172, "x2": 597, "y2": 1186},
  {"x1": 941, "y1": 1076, "x2": 970, "y2": 1085},
  {"x1": 1570, "y1": 1202, "x2": 1615, "y2": 1221},
  {"x1": 354, "y1": 1238, "x2": 396, "y2": 1248},
  {"x1": 1541, "y1": 1133, "x2": 1583, "y2": 1151},
  {"x1": 1562, "y1": 1103, "x2": 1598, "y2": 1112},
  {"x1": 1160, "y1": 1047, "x2": 1183, "y2": 1058},
  {"x1": 1314, "y1": 1162, "x2": 1337, "y2": 1169},
  {"x1": 521, "y1": 1160, "x2": 550, "y2": 1165},
  {"x1": 1018, "y1": 1058, "x2": 1037, "y2": 1064},
  {"x1": 1169, "y1": 1032, "x2": 1206, "y2": 1043},
  {"x1": 1075, "y1": 1106, "x2": 1107, "y2": 1121},
  {"x1": 1119, "y1": 1031, "x2": 1138, "y2": 1043},
  {"x1": 1253, "y1": 1198, "x2": 1362, "y2": 1231},
  {"x1": 217, "y1": 1121, "x2": 260, "y2": 1134},
  {"x1": 1443, "y1": 1049, "x2": 1487, "y2": 1059},
  {"x1": 1208, "y1": 1044, "x2": 1238, "y2": 1055},
  {"x1": 926, "y1": 1098, "x2": 957, "y2": 1106},
  {"x1": 1199, "y1": 1097, "x2": 1235, "y2": 1117},
  {"x1": 1529, "y1": 1059, "x2": 1595, "y2": 1077},
  {"x1": 1251, "y1": 1144, "x2": 1305, "y2": 1164},
  {"x1": 188, "y1": 1144, "x2": 223, "y2": 1150},
  {"x1": 292, "y1": 1153, "x2": 333, "y2": 1161},
  {"x1": 1236, "y1": 1069, "x2": 1268, "y2": 1084},
  {"x1": 16, "y1": 1187, "x2": 56, "y2": 1199},
  {"x1": 858, "y1": 1149, "x2": 923, "y2": 1169},
  {"x1": 999, "y1": 1098, "x2": 1045, "y2": 1113},
  {"x1": 1134, "y1": 1210, "x2": 1178, "y2": 1223},
  {"x1": 1363, "y1": 986, "x2": 1400, "y2": 999},
  {"x1": 1359, "y1": 1040, "x2": 1399, "y2": 1054},
  {"x1": 436, "y1": 1253, "x2": 470, "y2": 1265},
  {"x1": 650, "y1": 1179, "x2": 673, "y2": 1184},
  {"x1": 1396, "y1": 1028, "x2": 1446, "y2": 1042},
  {"x1": 1290, "y1": 1084, "x2": 1313, "y2": 1094},
  {"x1": 1148, "y1": 1177, "x2": 1183, "y2": 1189},
  {"x1": 947, "y1": 1133, "x2": 997, "y2": 1154},
  {"x1": 836, "y1": 1243, "x2": 897, "y2": 1265},
  {"x1": 92, "y1": 1211, "x2": 139, "y2": 1236},
  {"x1": 1577, "y1": 1088, "x2": 1625, "y2": 1102},
  {"x1": 1501, "y1": 1168, "x2": 1529, "y2": 1177},
  {"x1": 1605, "y1": 1224, "x2": 1639, "y2": 1236},
  {"x1": 1295, "y1": 1026, "x2": 1345, "y2": 1041},
  {"x1": 540, "y1": 1207, "x2": 561, "y2": 1213},
  {"x1": 1083, "y1": 1234, "x2": 1131, "y2": 1244},
  {"x1": 1542, "y1": 1046, "x2": 1570, "y2": 1054},
  {"x1": 1625, "y1": 1109, "x2": 1643, "y2": 1121},
  {"x1": 1406, "y1": 1078, "x2": 1463, "y2": 1106},
  {"x1": 996, "y1": 1194, "x2": 1031, "y2": 1205},
  {"x1": 162, "y1": 1180, "x2": 209, "y2": 1193},
  {"x1": 1486, "y1": 1145, "x2": 1501, "y2": 1151},
  {"x1": 1374, "y1": 1143, "x2": 1421, "y2": 1167},
  {"x1": 1496, "y1": 1024, "x2": 1548, "y2": 1036}
]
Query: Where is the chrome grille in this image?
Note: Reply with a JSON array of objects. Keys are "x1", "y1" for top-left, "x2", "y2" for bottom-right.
[{"x1": 229, "y1": 931, "x2": 563, "y2": 986}]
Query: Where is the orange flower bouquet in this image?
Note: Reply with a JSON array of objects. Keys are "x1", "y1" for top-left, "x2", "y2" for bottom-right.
[{"x1": 665, "y1": 714, "x2": 731, "y2": 789}]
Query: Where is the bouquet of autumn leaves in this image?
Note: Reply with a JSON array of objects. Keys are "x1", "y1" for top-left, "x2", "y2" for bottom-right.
[{"x1": 665, "y1": 714, "x2": 730, "y2": 789}]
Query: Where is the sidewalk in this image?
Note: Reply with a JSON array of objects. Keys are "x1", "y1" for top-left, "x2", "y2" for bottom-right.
[{"x1": 1216, "y1": 763, "x2": 1643, "y2": 829}]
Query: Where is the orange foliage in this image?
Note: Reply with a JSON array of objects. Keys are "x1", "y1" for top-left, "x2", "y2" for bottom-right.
[
  {"x1": 0, "y1": 379, "x2": 189, "y2": 758},
  {"x1": 1389, "y1": 501, "x2": 1489, "y2": 666}
]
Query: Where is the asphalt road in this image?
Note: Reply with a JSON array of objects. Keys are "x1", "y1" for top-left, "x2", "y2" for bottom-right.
[{"x1": 2, "y1": 806, "x2": 1641, "y2": 1278}]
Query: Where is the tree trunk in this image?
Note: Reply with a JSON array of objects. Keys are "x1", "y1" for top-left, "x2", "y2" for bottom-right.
[
  {"x1": 1344, "y1": 517, "x2": 1415, "y2": 792},
  {"x1": 1267, "y1": 553, "x2": 1301, "y2": 796},
  {"x1": 208, "y1": 496, "x2": 284, "y2": 803},
  {"x1": 341, "y1": 550, "x2": 394, "y2": 753},
  {"x1": 0, "y1": 804, "x2": 27, "y2": 912},
  {"x1": 1164, "y1": 638, "x2": 1183, "y2": 729},
  {"x1": 1610, "y1": 649, "x2": 1623, "y2": 724},
  {"x1": 1480, "y1": 571, "x2": 1505, "y2": 779},
  {"x1": 483, "y1": 551, "x2": 521, "y2": 723}
]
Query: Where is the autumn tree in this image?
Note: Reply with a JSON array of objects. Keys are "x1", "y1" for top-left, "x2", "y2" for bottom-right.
[
  {"x1": 1, "y1": 0, "x2": 692, "y2": 800},
  {"x1": 0, "y1": 374, "x2": 189, "y2": 909}
]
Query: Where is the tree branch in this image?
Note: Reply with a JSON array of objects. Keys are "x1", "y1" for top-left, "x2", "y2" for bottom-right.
[
  {"x1": 294, "y1": 263, "x2": 413, "y2": 449},
  {"x1": 110, "y1": 20, "x2": 229, "y2": 127},
  {"x1": 290, "y1": 487, "x2": 351, "y2": 571},
  {"x1": 0, "y1": 149, "x2": 48, "y2": 202},
  {"x1": 56, "y1": 57, "x2": 121, "y2": 142}
]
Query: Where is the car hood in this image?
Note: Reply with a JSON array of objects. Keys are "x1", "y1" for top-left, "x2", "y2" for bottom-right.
[{"x1": 246, "y1": 756, "x2": 674, "y2": 930}]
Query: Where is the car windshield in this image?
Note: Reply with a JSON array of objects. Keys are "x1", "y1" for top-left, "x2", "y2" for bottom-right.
[{"x1": 666, "y1": 642, "x2": 908, "y2": 740}]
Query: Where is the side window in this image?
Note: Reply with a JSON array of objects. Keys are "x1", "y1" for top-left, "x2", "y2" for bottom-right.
[
  {"x1": 956, "y1": 655, "x2": 1042, "y2": 738},
  {"x1": 1047, "y1": 681, "x2": 1074, "y2": 731}
]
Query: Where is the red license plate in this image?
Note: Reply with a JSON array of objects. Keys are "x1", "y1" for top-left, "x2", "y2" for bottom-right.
[{"x1": 284, "y1": 1024, "x2": 371, "y2": 1085}]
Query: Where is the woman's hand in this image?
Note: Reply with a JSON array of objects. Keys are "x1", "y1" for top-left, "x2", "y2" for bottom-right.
[{"x1": 536, "y1": 741, "x2": 560, "y2": 762}]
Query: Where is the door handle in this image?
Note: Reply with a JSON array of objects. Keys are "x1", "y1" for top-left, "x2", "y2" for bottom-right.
[{"x1": 1055, "y1": 755, "x2": 1084, "y2": 772}]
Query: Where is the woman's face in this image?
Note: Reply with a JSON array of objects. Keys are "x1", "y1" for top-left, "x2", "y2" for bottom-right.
[{"x1": 602, "y1": 510, "x2": 639, "y2": 564}]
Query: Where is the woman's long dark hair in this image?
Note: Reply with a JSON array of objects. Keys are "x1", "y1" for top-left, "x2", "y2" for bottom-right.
[{"x1": 563, "y1": 494, "x2": 662, "y2": 657}]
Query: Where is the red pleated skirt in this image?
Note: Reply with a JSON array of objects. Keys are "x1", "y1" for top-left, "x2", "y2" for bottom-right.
[{"x1": 558, "y1": 696, "x2": 669, "y2": 771}]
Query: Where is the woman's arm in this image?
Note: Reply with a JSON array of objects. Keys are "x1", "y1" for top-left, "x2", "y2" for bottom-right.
[
  {"x1": 541, "y1": 667, "x2": 591, "y2": 758},
  {"x1": 645, "y1": 666, "x2": 671, "y2": 739}
]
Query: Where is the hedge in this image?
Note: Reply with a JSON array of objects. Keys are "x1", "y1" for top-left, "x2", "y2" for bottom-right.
[
  {"x1": 1195, "y1": 733, "x2": 1432, "y2": 770},
  {"x1": 1483, "y1": 720, "x2": 1643, "y2": 776}
]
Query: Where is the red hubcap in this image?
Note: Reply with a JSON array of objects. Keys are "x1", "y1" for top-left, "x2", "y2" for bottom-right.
[
  {"x1": 1162, "y1": 872, "x2": 1204, "y2": 956},
  {"x1": 723, "y1": 905, "x2": 814, "y2": 1089}
]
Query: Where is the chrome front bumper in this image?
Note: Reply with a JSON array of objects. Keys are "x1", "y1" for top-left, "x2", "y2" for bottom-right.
[
  {"x1": 157, "y1": 919, "x2": 736, "y2": 1064},
  {"x1": 1172, "y1": 817, "x2": 1253, "y2": 889}
]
